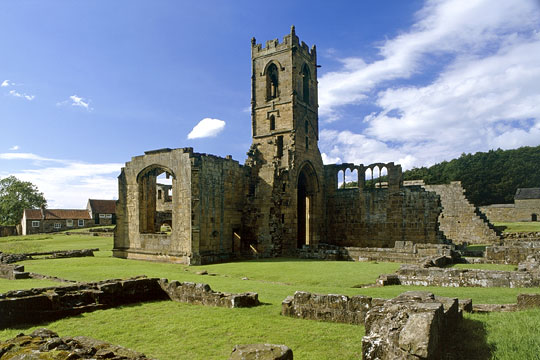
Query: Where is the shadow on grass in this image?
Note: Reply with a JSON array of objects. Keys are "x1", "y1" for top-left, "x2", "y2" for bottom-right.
[{"x1": 446, "y1": 316, "x2": 493, "y2": 360}]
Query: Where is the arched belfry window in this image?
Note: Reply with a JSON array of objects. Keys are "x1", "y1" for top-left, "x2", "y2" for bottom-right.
[
  {"x1": 302, "y1": 64, "x2": 310, "y2": 104},
  {"x1": 266, "y1": 63, "x2": 279, "y2": 100}
]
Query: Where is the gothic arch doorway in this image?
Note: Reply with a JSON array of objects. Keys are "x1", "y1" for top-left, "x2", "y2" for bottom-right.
[{"x1": 297, "y1": 162, "x2": 318, "y2": 248}]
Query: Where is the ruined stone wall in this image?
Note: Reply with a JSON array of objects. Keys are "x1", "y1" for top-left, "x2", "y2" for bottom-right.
[
  {"x1": 384, "y1": 264, "x2": 540, "y2": 288},
  {"x1": 190, "y1": 154, "x2": 247, "y2": 264},
  {"x1": 281, "y1": 291, "x2": 373, "y2": 325},
  {"x1": 0, "y1": 277, "x2": 259, "y2": 329},
  {"x1": 481, "y1": 201, "x2": 540, "y2": 222},
  {"x1": 485, "y1": 241, "x2": 540, "y2": 264},
  {"x1": 281, "y1": 290, "x2": 462, "y2": 360},
  {"x1": 324, "y1": 166, "x2": 442, "y2": 247},
  {"x1": 415, "y1": 181, "x2": 500, "y2": 244},
  {"x1": 0, "y1": 264, "x2": 28, "y2": 279},
  {"x1": 114, "y1": 148, "x2": 194, "y2": 264},
  {"x1": 363, "y1": 291, "x2": 461, "y2": 360}
]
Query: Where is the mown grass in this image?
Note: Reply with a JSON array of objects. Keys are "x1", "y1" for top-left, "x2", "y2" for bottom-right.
[
  {"x1": 493, "y1": 221, "x2": 540, "y2": 233},
  {"x1": 0, "y1": 233, "x2": 112, "y2": 254},
  {"x1": 1, "y1": 233, "x2": 540, "y2": 359}
]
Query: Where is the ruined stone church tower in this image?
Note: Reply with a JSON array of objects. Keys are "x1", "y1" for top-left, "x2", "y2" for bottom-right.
[
  {"x1": 113, "y1": 28, "x2": 442, "y2": 265},
  {"x1": 243, "y1": 26, "x2": 324, "y2": 256}
]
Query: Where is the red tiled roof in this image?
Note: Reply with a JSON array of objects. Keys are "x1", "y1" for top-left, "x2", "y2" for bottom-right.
[
  {"x1": 23, "y1": 208, "x2": 91, "y2": 220},
  {"x1": 88, "y1": 199, "x2": 116, "y2": 214},
  {"x1": 23, "y1": 209, "x2": 42, "y2": 220}
]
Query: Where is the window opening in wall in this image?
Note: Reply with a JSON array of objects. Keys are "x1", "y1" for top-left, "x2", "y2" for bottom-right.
[
  {"x1": 379, "y1": 166, "x2": 388, "y2": 188},
  {"x1": 106, "y1": 214, "x2": 112, "y2": 219},
  {"x1": 373, "y1": 166, "x2": 380, "y2": 188},
  {"x1": 343, "y1": 168, "x2": 357, "y2": 189},
  {"x1": 139, "y1": 166, "x2": 175, "y2": 234},
  {"x1": 32, "y1": 221, "x2": 40, "y2": 227},
  {"x1": 99, "y1": 214, "x2": 106, "y2": 218},
  {"x1": 302, "y1": 64, "x2": 310, "y2": 104},
  {"x1": 281, "y1": 214, "x2": 285, "y2": 224},
  {"x1": 270, "y1": 115, "x2": 276, "y2": 131},
  {"x1": 533, "y1": 213, "x2": 538, "y2": 222},
  {"x1": 337, "y1": 170, "x2": 345, "y2": 189},
  {"x1": 266, "y1": 63, "x2": 279, "y2": 100},
  {"x1": 277, "y1": 136, "x2": 284, "y2": 157},
  {"x1": 305, "y1": 136, "x2": 309, "y2": 150},
  {"x1": 365, "y1": 168, "x2": 374, "y2": 189},
  {"x1": 66, "y1": 219, "x2": 73, "y2": 227},
  {"x1": 54, "y1": 223, "x2": 61, "y2": 229},
  {"x1": 78, "y1": 219, "x2": 84, "y2": 227}
]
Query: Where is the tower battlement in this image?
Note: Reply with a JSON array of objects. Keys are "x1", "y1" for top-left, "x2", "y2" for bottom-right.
[{"x1": 251, "y1": 26, "x2": 316, "y2": 59}]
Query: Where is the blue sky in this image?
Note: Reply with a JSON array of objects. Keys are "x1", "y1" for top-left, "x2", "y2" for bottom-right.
[{"x1": 1, "y1": 0, "x2": 540, "y2": 208}]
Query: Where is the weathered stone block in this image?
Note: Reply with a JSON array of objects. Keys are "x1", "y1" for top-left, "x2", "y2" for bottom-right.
[{"x1": 230, "y1": 344, "x2": 293, "y2": 360}]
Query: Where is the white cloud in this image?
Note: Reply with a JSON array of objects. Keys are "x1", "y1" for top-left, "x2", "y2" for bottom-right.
[
  {"x1": 8, "y1": 145, "x2": 19, "y2": 151},
  {"x1": 318, "y1": 0, "x2": 540, "y2": 169},
  {"x1": 8, "y1": 89, "x2": 35, "y2": 101},
  {"x1": 1, "y1": 80, "x2": 12, "y2": 87},
  {"x1": 69, "y1": 95, "x2": 91, "y2": 110},
  {"x1": 0, "y1": 153, "x2": 121, "y2": 208},
  {"x1": 187, "y1": 118, "x2": 226, "y2": 139},
  {"x1": 319, "y1": 0, "x2": 540, "y2": 120}
]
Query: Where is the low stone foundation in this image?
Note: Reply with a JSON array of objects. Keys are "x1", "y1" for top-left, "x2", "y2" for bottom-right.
[
  {"x1": 485, "y1": 241, "x2": 540, "y2": 264},
  {"x1": 298, "y1": 241, "x2": 461, "y2": 265},
  {"x1": 160, "y1": 279, "x2": 259, "y2": 308},
  {"x1": 230, "y1": 344, "x2": 293, "y2": 360},
  {"x1": 362, "y1": 291, "x2": 461, "y2": 360},
  {"x1": 0, "y1": 277, "x2": 259, "y2": 329},
  {"x1": 281, "y1": 290, "x2": 464, "y2": 360},
  {"x1": 0, "y1": 328, "x2": 150, "y2": 359},
  {"x1": 379, "y1": 264, "x2": 540, "y2": 288},
  {"x1": 0, "y1": 263, "x2": 29, "y2": 279},
  {"x1": 0, "y1": 248, "x2": 97, "y2": 264},
  {"x1": 281, "y1": 291, "x2": 374, "y2": 325}
]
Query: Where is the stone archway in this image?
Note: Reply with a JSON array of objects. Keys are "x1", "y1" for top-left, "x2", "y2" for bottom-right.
[{"x1": 297, "y1": 162, "x2": 319, "y2": 248}]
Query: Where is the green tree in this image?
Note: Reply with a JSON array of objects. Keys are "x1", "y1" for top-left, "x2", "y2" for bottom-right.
[{"x1": 0, "y1": 176, "x2": 47, "y2": 225}]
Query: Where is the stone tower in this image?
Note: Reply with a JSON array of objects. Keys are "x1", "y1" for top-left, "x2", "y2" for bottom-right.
[{"x1": 244, "y1": 26, "x2": 324, "y2": 256}]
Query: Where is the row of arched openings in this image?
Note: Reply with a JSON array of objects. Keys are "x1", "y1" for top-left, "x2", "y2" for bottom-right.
[{"x1": 337, "y1": 166, "x2": 389, "y2": 189}]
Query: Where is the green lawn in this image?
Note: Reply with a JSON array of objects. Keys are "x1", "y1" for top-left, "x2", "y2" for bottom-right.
[
  {"x1": 493, "y1": 221, "x2": 540, "y2": 233},
  {"x1": 1, "y1": 233, "x2": 540, "y2": 359}
]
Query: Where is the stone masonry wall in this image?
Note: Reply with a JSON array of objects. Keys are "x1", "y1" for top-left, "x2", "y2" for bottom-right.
[
  {"x1": 324, "y1": 168, "x2": 442, "y2": 248},
  {"x1": 485, "y1": 241, "x2": 540, "y2": 264},
  {"x1": 0, "y1": 277, "x2": 259, "y2": 329},
  {"x1": 297, "y1": 241, "x2": 460, "y2": 265},
  {"x1": 281, "y1": 291, "x2": 373, "y2": 325},
  {"x1": 382, "y1": 264, "x2": 540, "y2": 288},
  {"x1": 363, "y1": 291, "x2": 461, "y2": 360},
  {"x1": 190, "y1": 154, "x2": 247, "y2": 264},
  {"x1": 410, "y1": 181, "x2": 500, "y2": 244},
  {"x1": 281, "y1": 290, "x2": 462, "y2": 360},
  {"x1": 0, "y1": 263, "x2": 29, "y2": 280}
]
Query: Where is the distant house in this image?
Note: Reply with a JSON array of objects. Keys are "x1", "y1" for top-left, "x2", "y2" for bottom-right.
[
  {"x1": 514, "y1": 188, "x2": 540, "y2": 222},
  {"x1": 21, "y1": 208, "x2": 92, "y2": 235},
  {"x1": 480, "y1": 187, "x2": 540, "y2": 222},
  {"x1": 87, "y1": 199, "x2": 117, "y2": 225}
]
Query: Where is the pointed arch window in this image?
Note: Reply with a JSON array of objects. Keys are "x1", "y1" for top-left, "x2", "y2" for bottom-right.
[
  {"x1": 302, "y1": 64, "x2": 310, "y2": 104},
  {"x1": 266, "y1": 63, "x2": 279, "y2": 100}
]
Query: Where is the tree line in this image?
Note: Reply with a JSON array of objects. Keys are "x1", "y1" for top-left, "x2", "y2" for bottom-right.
[{"x1": 402, "y1": 145, "x2": 540, "y2": 206}]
